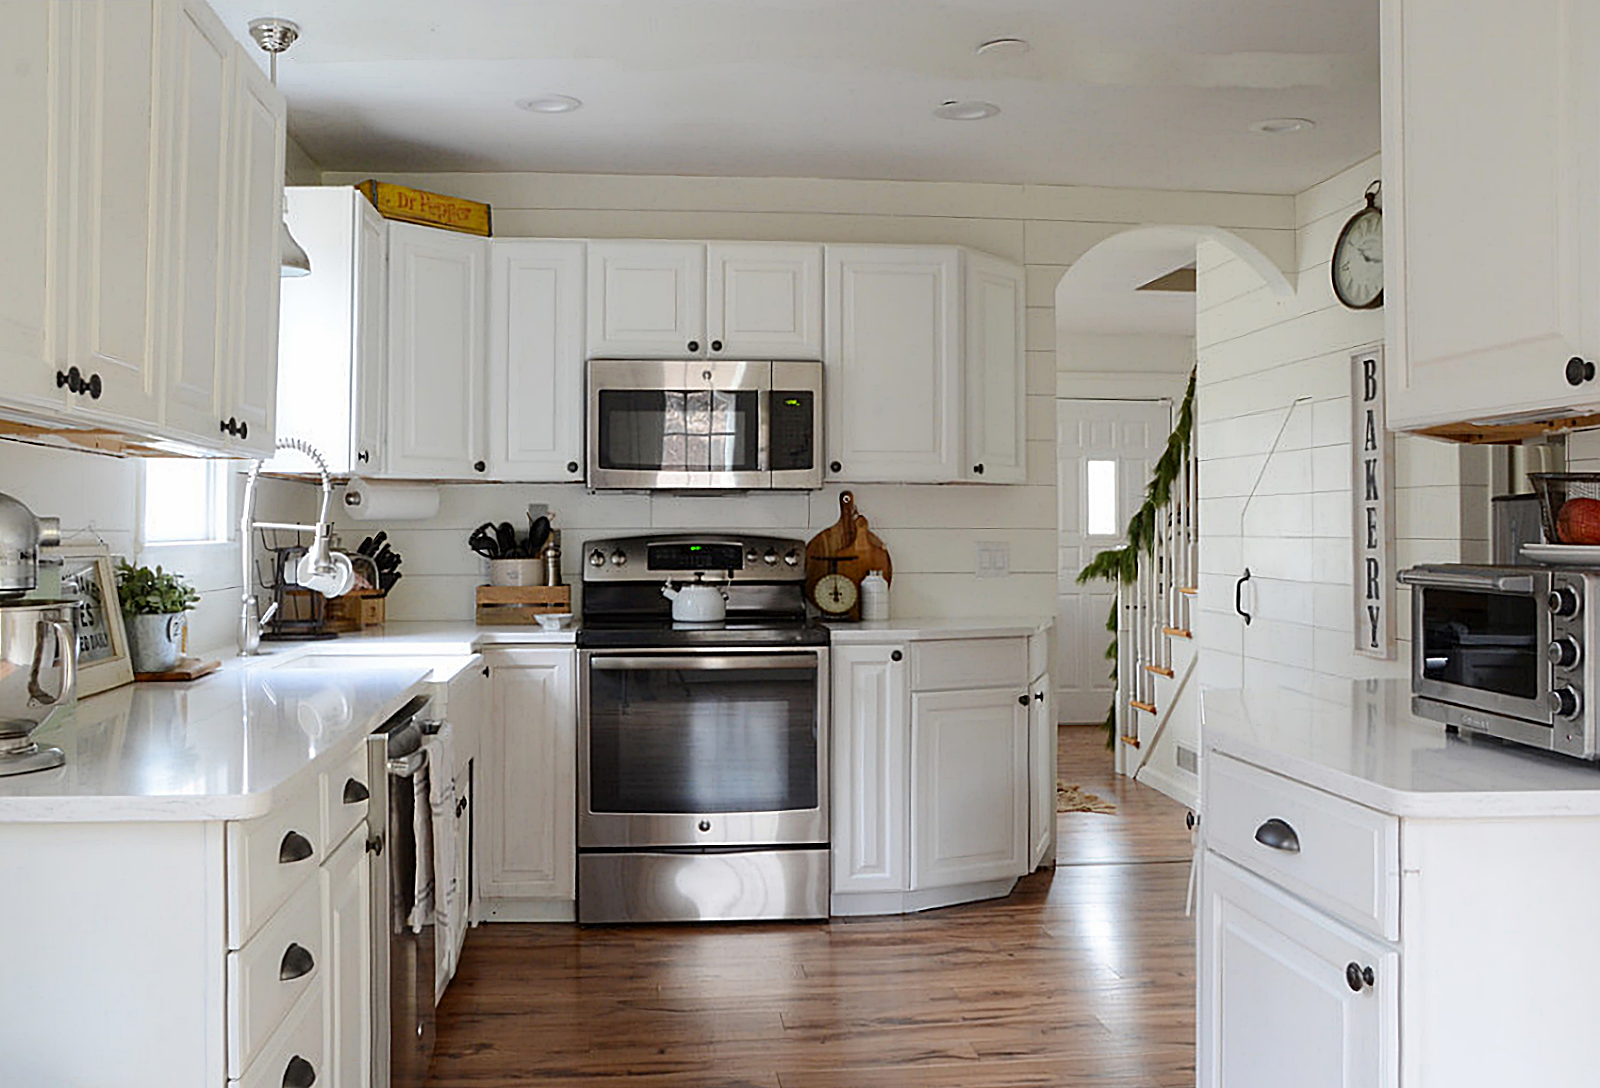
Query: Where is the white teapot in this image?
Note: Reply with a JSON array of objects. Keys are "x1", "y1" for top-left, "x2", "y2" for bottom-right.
[{"x1": 661, "y1": 576, "x2": 729, "y2": 622}]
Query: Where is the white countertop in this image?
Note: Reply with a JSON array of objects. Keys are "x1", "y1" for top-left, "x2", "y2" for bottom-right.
[
  {"x1": 825, "y1": 616, "x2": 1052, "y2": 642},
  {"x1": 1203, "y1": 681, "x2": 1600, "y2": 817}
]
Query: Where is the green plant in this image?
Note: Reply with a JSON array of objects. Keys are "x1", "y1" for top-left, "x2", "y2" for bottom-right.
[
  {"x1": 1075, "y1": 368, "x2": 1196, "y2": 748},
  {"x1": 116, "y1": 561, "x2": 201, "y2": 616}
]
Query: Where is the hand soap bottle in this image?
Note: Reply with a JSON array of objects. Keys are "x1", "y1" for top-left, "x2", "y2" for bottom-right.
[{"x1": 860, "y1": 570, "x2": 889, "y2": 621}]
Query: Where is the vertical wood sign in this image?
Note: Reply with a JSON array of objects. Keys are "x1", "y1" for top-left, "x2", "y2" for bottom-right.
[{"x1": 1353, "y1": 347, "x2": 1396, "y2": 659}]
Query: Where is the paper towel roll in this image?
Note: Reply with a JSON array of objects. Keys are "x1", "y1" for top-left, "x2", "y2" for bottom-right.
[{"x1": 341, "y1": 477, "x2": 442, "y2": 521}]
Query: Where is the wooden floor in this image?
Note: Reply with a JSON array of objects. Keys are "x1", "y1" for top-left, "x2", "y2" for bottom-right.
[{"x1": 427, "y1": 725, "x2": 1196, "y2": 1087}]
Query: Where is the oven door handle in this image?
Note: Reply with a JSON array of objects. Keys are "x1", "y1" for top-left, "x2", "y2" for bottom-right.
[
  {"x1": 590, "y1": 654, "x2": 820, "y2": 671},
  {"x1": 1397, "y1": 568, "x2": 1537, "y2": 594}
]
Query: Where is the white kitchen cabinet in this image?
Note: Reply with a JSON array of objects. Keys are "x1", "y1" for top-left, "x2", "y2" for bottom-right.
[
  {"x1": 964, "y1": 251, "x2": 1027, "y2": 483},
  {"x1": 706, "y1": 242, "x2": 824, "y2": 360},
  {"x1": 271, "y1": 187, "x2": 388, "y2": 475},
  {"x1": 911, "y1": 687, "x2": 1030, "y2": 888},
  {"x1": 481, "y1": 649, "x2": 576, "y2": 918},
  {"x1": 386, "y1": 222, "x2": 488, "y2": 478},
  {"x1": 1027, "y1": 671, "x2": 1056, "y2": 871},
  {"x1": 1381, "y1": 0, "x2": 1600, "y2": 429},
  {"x1": 488, "y1": 240, "x2": 587, "y2": 481},
  {"x1": 824, "y1": 245, "x2": 963, "y2": 482},
  {"x1": 830, "y1": 643, "x2": 911, "y2": 895},
  {"x1": 1200, "y1": 854, "x2": 1397, "y2": 1088},
  {"x1": 321, "y1": 823, "x2": 372, "y2": 1088},
  {"x1": 586, "y1": 241, "x2": 707, "y2": 358}
]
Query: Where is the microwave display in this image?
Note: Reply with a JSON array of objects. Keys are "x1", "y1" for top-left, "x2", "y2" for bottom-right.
[{"x1": 1419, "y1": 588, "x2": 1540, "y2": 699}]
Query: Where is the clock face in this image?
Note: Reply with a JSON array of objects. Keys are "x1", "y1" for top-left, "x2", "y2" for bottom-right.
[
  {"x1": 813, "y1": 573, "x2": 859, "y2": 615},
  {"x1": 1332, "y1": 206, "x2": 1383, "y2": 309}
]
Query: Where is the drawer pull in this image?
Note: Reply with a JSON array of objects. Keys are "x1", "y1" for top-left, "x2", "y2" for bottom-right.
[
  {"x1": 1345, "y1": 962, "x2": 1375, "y2": 992},
  {"x1": 279, "y1": 942, "x2": 315, "y2": 981},
  {"x1": 283, "y1": 1054, "x2": 317, "y2": 1088},
  {"x1": 278, "y1": 830, "x2": 314, "y2": 865},
  {"x1": 342, "y1": 777, "x2": 370, "y2": 804},
  {"x1": 1253, "y1": 818, "x2": 1301, "y2": 854}
]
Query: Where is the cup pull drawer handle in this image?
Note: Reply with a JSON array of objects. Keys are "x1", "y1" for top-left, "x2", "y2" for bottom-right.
[
  {"x1": 283, "y1": 1054, "x2": 316, "y2": 1088},
  {"x1": 1253, "y1": 818, "x2": 1301, "y2": 853},
  {"x1": 279, "y1": 942, "x2": 315, "y2": 981},
  {"x1": 342, "y1": 777, "x2": 370, "y2": 804},
  {"x1": 278, "y1": 830, "x2": 314, "y2": 864}
]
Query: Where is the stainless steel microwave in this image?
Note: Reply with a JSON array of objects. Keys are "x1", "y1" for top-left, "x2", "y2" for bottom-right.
[{"x1": 586, "y1": 359, "x2": 823, "y2": 490}]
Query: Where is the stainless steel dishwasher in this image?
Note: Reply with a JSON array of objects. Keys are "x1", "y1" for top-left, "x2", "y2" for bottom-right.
[{"x1": 367, "y1": 694, "x2": 436, "y2": 1088}]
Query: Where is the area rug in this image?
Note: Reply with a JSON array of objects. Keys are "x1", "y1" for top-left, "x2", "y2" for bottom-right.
[{"x1": 1057, "y1": 781, "x2": 1117, "y2": 815}]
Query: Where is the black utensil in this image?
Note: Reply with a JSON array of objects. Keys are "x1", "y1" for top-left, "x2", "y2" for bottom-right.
[
  {"x1": 357, "y1": 536, "x2": 375, "y2": 557},
  {"x1": 496, "y1": 522, "x2": 518, "y2": 557},
  {"x1": 371, "y1": 531, "x2": 387, "y2": 551},
  {"x1": 468, "y1": 522, "x2": 500, "y2": 559},
  {"x1": 528, "y1": 515, "x2": 551, "y2": 557}
]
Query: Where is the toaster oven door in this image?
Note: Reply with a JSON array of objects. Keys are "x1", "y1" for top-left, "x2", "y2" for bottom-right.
[{"x1": 1408, "y1": 569, "x2": 1553, "y2": 724}]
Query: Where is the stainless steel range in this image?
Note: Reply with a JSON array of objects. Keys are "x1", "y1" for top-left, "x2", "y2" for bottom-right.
[{"x1": 576, "y1": 533, "x2": 829, "y2": 923}]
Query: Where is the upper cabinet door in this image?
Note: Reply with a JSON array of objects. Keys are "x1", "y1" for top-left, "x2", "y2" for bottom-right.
[
  {"x1": 156, "y1": 0, "x2": 233, "y2": 445},
  {"x1": 586, "y1": 241, "x2": 706, "y2": 358},
  {"x1": 963, "y1": 251, "x2": 1026, "y2": 484},
  {"x1": 0, "y1": 3, "x2": 71, "y2": 412},
  {"x1": 488, "y1": 240, "x2": 586, "y2": 482},
  {"x1": 706, "y1": 243, "x2": 823, "y2": 359},
  {"x1": 221, "y1": 50, "x2": 285, "y2": 455},
  {"x1": 352, "y1": 197, "x2": 388, "y2": 473},
  {"x1": 59, "y1": 1, "x2": 163, "y2": 428},
  {"x1": 1382, "y1": 0, "x2": 1600, "y2": 429},
  {"x1": 824, "y1": 245, "x2": 962, "y2": 482},
  {"x1": 386, "y1": 223, "x2": 488, "y2": 478}
]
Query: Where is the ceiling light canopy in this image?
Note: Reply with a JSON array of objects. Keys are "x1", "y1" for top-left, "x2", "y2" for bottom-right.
[
  {"x1": 1248, "y1": 117, "x2": 1315, "y2": 135},
  {"x1": 516, "y1": 94, "x2": 583, "y2": 114},
  {"x1": 974, "y1": 37, "x2": 1031, "y2": 58},
  {"x1": 934, "y1": 100, "x2": 1001, "y2": 121}
]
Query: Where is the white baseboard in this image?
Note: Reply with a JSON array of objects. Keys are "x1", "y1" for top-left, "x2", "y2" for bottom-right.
[{"x1": 1134, "y1": 762, "x2": 1199, "y2": 811}]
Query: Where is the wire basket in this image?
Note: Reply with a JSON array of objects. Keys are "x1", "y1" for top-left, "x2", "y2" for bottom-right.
[{"x1": 1529, "y1": 473, "x2": 1600, "y2": 543}]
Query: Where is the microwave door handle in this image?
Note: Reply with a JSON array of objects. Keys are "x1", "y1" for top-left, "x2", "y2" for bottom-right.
[
  {"x1": 1397, "y1": 569, "x2": 1537, "y2": 594},
  {"x1": 758, "y1": 385, "x2": 772, "y2": 475}
]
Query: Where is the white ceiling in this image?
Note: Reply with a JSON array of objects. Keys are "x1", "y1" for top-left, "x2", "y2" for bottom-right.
[
  {"x1": 1055, "y1": 228, "x2": 1198, "y2": 336},
  {"x1": 211, "y1": 0, "x2": 1379, "y2": 194}
]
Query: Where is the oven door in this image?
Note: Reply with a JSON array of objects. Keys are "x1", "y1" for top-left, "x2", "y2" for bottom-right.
[
  {"x1": 588, "y1": 359, "x2": 771, "y2": 489},
  {"x1": 1403, "y1": 567, "x2": 1553, "y2": 724},
  {"x1": 578, "y1": 649, "x2": 828, "y2": 848}
]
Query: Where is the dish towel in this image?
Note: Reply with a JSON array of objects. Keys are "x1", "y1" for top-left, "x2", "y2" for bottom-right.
[
  {"x1": 410, "y1": 763, "x2": 435, "y2": 935},
  {"x1": 423, "y1": 722, "x2": 462, "y2": 980}
]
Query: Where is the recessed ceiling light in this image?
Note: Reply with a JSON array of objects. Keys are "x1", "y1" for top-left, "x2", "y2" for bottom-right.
[
  {"x1": 975, "y1": 37, "x2": 1031, "y2": 58},
  {"x1": 1247, "y1": 117, "x2": 1315, "y2": 135},
  {"x1": 934, "y1": 100, "x2": 1001, "y2": 121},
  {"x1": 516, "y1": 94, "x2": 583, "y2": 114}
]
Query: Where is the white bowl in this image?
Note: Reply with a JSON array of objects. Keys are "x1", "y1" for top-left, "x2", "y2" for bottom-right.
[{"x1": 535, "y1": 612, "x2": 573, "y2": 631}]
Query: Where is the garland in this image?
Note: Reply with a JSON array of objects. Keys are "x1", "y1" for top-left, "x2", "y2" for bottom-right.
[{"x1": 1075, "y1": 368, "x2": 1196, "y2": 747}]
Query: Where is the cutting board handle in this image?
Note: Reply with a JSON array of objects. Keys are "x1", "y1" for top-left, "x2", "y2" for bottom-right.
[{"x1": 839, "y1": 491, "x2": 857, "y2": 546}]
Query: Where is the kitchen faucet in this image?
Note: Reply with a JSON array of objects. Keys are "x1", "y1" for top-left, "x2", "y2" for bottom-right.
[{"x1": 238, "y1": 438, "x2": 355, "y2": 655}]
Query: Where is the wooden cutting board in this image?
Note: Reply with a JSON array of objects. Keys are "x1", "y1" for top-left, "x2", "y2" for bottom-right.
[
  {"x1": 134, "y1": 657, "x2": 221, "y2": 683},
  {"x1": 804, "y1": 491, "x2": 892, "y2": 621}
]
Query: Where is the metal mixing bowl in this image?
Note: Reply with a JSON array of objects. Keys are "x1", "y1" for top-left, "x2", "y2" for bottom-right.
[{"x1": 0, "y1": 599, "x2": 78, "y2": 766}]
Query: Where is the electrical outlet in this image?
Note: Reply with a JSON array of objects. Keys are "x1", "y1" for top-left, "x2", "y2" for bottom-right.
[{"x1": 975, "y1": 541, "x2": 1010, "y2": 578}]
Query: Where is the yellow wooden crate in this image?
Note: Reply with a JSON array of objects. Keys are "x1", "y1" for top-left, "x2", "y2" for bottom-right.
[{"x1": 357, "y1": 180, "x2": 492, "y2": 237}]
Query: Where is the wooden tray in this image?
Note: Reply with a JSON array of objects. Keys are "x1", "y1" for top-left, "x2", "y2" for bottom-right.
[
  {"x1": 476, "y1": 585, "x2": 572, "y2": 625},
  {"x1": 134, "y1": 657, "x2": 221, "y2": 683}
]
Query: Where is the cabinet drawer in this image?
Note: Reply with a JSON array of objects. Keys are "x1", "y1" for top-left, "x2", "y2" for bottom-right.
[
  {"x1": 227, "y1": 877, "x2": 322, "y2": 1077},
  {"x1": 321, "y1": 740, "x2": 372, "y2": 853},
  {"x1": 911, "y1": 638, "x2": 1028, "y2": 692},
  {"x1": 234, "y1": 978, "x2": 325, "y2": 1088},
  {"x1": 227, "y1": 779, "x2": 322, "y2": 948},
  {"x1": 1205, "y1": 754, "x2": 1400, "y2": 940}
]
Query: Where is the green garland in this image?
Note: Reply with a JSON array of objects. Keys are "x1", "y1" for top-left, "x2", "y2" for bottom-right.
[{"x1": 1075, "y1": 368, "x2": 1196, "y2": 747}]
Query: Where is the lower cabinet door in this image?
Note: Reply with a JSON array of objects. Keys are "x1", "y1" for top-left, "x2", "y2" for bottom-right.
[
  {"x1": 910, "y1": 686, "x2": 1029, "y2": 888},
  {"x1": 830, "y1": 643, "x2": 911, "y2": 894},
  {"x1": 1199, "y1": 853, "x2": 1397, "y2": 1088},
  {"x1": 321, "y1": 826, "x2": 371, "y2": 1088},
  {"x1": 484, "y1": 651, "x2": 576, "y2": 901},
  {"x1": 1027, "y1": 674, "x2": 1055, "y2": 870}
]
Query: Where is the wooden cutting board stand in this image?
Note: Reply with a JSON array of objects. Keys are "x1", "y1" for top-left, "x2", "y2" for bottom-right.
[{"x1": 804, "y1": 491, "x2": 891, "y2": 621}]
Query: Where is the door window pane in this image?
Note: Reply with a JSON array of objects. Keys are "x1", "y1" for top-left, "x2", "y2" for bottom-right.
[{"x1": 1086, "y1": 459, "x2": 1119, "y2": 536}]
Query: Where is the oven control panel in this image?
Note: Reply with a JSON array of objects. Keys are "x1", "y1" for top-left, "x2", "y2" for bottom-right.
[{"x1": 583, "y1": 533, "x2": 807, "y2": 583}]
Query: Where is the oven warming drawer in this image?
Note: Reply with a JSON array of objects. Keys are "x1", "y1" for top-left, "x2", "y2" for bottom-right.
[{"x1": 578, "y1": 849, "x2": 829, "y2": 924}]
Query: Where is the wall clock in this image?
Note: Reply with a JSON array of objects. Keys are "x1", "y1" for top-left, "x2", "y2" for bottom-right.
[{"x1": 1331, "y1": 180, "x2": 1384, "y2": 310}]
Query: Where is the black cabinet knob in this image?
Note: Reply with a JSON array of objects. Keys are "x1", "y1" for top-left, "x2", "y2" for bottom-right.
[
  {"x1": 279, "y1": 942, "x2": 316, "y2": 981},
  {"x1": 1567, "y1": 356, "x2": 1597, "y2": 385},
  {"x1": 455, "y1": 795, "x2": 468, "y2": 817},
  {"x1": 1185, "y1": 810, "x2": 1197, "y2": 831},
  {"x1": 357, "y1": 450, "x2": 370, "y2": 463},
  {"x1": 473, "y1": 460, "x2": 487, "y2": 473},
  {"x1": 687, "y1": 340, "x2": 700, "y2": 353},
  {"x1": 482, "y1": 666, "x2": 490, "y2": 677},
  {"x1": 220, "y1": 419, "x2": 230, "y2": 434},
  {"x1": 283, "y1": 1054, "x2": 317, "y2": 1088},
  {"x1": 1345, "y1": 962, "x2": 1375, "y2": 992},
  {"x1": 698, "y1": 819, "x2": 712, "y2": 832},
  {"x1": 86, "y1": 373, "x2": 102, "y2": 399},
  {"x1": 1018, "y1": 694, "x2": 1030, "y2": 706},
  {"x1": 278, "y1": 830, "x2": 314, "y2": 865},
  {"x1": 237, "y1": 419, "x2": 247, "y2": 440},
  {"x1": 973, "y1": 463, "x2": 985, "y2": 475},
  {"x1": 342, "y1": 778, "x2": 369, "y2": 805},
  {"x1": 56, "y1": 369, "x2": 70, "y2": 390},
  {"x1": 890, "y1": 650, "x2": 903, "y2": 662},
  {"x1": 1033, "y1": 691, "x2": 1044, "y2": 702},
  {"x1": 365, "y1": 833, "x2": 384, "y2": 856},
  {"x1": 566, "y1": 460, "x2": 580, "y2": 474},
  {"x1": 829, "y1": 460, "x2": 842, "y2": 473},
  {"x1": 711, "y1": 339, "x2": 723, "y2": 352}
]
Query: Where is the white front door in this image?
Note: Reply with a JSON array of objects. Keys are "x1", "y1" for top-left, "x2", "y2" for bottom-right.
[{"x1": 1055, "y1": 398, "x2": 1171, "y2": 723}]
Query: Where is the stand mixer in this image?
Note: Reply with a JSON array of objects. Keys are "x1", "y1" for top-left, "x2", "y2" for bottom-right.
[{"x1": 0, "y1": 491, "x2": 76, "y2": 776}]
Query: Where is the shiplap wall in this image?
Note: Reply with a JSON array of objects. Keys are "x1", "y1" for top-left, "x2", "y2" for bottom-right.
[
  {"x1": 1194, "y1": 155, "x2": 1490, "y2": 697},
  {"x1": 0, "y1": 442, "x2": 306, "y2": 654},
  {"x1": 1056, "y1": 333, "x2": 1193, "y2": 399},
  {"x1": 318, "y1": 169, "x2": 1293, "y2": 622}
]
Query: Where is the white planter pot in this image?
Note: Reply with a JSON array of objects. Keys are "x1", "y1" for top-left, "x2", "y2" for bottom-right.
[{"x1": 126, "y1": 612, "x2": 185, "y2": 674}]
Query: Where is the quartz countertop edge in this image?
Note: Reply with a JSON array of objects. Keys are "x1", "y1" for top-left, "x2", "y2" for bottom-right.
[
  {"x1": 825, "y1": 616, "x2": 1052, "y2": 642},
  {"x1": 1204, "y1": 683, "x2": 1600, "y2": 819}
]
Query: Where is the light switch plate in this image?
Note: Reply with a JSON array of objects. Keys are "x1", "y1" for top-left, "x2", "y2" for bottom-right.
[{"x1": 975, "y1": 541, "x2": 1010, "y2": 578}]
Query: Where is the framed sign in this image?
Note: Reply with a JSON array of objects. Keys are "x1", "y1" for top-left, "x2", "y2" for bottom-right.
[
  {"x1": 1352, "y1": 348, "x2": 1396, "y2": 659},
  {"x1": 57, "y1": 547, "x2": 134, "y2": 697}
]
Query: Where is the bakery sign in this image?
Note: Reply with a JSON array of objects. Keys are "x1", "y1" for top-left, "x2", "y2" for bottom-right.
[{"x1": 1352, "y1": 347, "x2": 1396, "y2": 659}]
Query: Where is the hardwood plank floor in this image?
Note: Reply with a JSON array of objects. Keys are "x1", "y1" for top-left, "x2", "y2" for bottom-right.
[{"x1": 427, "y1": 725, "x2": 1196, "y2": 1087}]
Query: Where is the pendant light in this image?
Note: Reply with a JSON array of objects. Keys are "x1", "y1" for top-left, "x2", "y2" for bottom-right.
[{"x1": 248, "y1": 17, "x2": 311, "y2": 278}]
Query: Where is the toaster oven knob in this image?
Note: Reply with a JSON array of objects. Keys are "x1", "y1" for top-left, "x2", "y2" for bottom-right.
[
  {"x1": 764, "y1": 549, "x2": 779, "y2": 565},
  {"x1": 1551, "y1": 686, "x2": 1583, "y2": 719},
  {"x1": 589, "y1": 549, "x2": 606, "y2": 568},
  {"x1": 1549, "y1": 586, "x2": 1582, "y2": 617},
  {"x1": 1549, "y1": 637, "x2": 1584, "y2": 669},
  {"x1": 609, "y1": 549, "x2": 628, "y2": 567},
  {"x1": 784, "y1": 548, "x2": 801, "y2": 566}
]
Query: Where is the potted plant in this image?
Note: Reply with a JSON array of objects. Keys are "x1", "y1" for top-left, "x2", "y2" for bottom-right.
[{"x1": 115, "y1": 561, "x2": 200, "y2": 674}]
